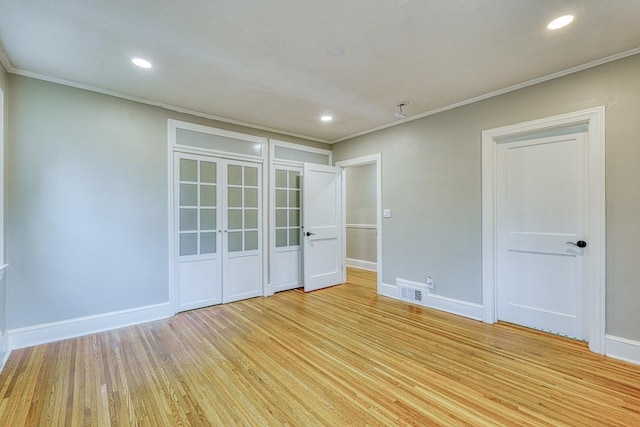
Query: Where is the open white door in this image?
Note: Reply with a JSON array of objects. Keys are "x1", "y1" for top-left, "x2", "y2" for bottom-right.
[{"x1": 303, "y1": 163, "x2": 343, "y2": 292}]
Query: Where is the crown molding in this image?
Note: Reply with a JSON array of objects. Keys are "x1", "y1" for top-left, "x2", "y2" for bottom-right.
[
  {"x1": 6, "y1": 66, "x2": 330, "y2": 144},
  {"x1": 0, "y1": 45, "x2": 14, "y2": 73},
  {"x1": 3, "y1": 42, "x2": 639, "y2": 145},
  {"x1": 331, "y1": 47, "x2": 640, "y2": 143}
]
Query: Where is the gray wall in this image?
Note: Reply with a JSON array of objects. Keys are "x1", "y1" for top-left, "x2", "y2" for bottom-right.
[
  {"x1": 0, "y1": 62, "x2": 7, "y2": 335},
  {"x1": 345, "y1": 164, "x2": 377, "y2": 264},
  {"x1": 7, "y1": 75, "x2": 327, "y2": 329},
  {"x1": 332, "y1": 54, "x2": 640, "y2": 342}
]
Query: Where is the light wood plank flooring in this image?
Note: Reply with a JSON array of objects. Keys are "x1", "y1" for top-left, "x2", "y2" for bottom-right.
[{"x1": 1, "y1": 268, "x2": 640, "y2": 426}]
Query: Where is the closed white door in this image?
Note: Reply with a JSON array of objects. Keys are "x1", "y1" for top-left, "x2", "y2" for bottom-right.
[
  {"x1": 270, "y1": 166, "x2": 303, "y2": 293},
  {"x1": 175, "y1": 153, "x2": 223, "y2": 312},
  {"x1": 303, "y1": 163, "x2": 343, "y2": 292},
  {"x1": 496, "y1": 132, "x2": 588, "y2": 339},
  {"x1": 222, "y1": 160, "x2": 263, "y2": 303},
  {"x1": 175, "y1": 154, "x2": 262, "y2": 311}
]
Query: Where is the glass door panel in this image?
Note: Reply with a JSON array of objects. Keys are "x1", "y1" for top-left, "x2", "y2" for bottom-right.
[{"x1": 226, "y1": 164, "x2": 260, "y2": 253}]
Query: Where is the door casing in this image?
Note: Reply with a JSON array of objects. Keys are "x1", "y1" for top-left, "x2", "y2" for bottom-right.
[
  {"x1": 335, "y1": 154, "x2": 383, "y2": 293},
  {"x1": 481, "y1": 107, "x2": 606, "y2": 354},
  {"x1": 168, "y1": 119, "x2": 268, "y2": 314}
]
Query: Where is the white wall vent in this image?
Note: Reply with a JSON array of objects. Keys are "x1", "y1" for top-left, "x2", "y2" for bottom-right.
[
  {"x1": 400, "y1": 286, "x2": 424, "y2": 303},
  {"x1": 396, "y1": 278, "x2": 428, "y2": 304}
]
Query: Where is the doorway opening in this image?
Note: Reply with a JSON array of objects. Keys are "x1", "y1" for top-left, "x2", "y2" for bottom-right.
[{"x1": 336, "y1": 154, "x2": 382, "y2": 293}]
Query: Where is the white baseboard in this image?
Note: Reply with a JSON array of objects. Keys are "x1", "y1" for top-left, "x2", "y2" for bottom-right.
[
  {"x1": 0, "y1": 331, "x2": 10, "y2": 372},
  {"x1": 425, "y1": 292, "x2": 483, "y2": 321},
  {"x1": 383, "y1": 278, "x2": 483, "y2": 321},
  {"x1": 346, "y1": 258, "x2": 377, "y2": 272},
  {"x1": 9, "y1": 302, "x2": 172, "y2": 350},
  {"x1": 605, "y1": 335, "x2": 640, "y2": 365}
]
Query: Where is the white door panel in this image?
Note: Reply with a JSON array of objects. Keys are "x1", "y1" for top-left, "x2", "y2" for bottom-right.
[
  {"x1": 271, "y1": 248, "x2": 301, "y2": 292},
  {"x1": 497, "y1": 133, "x2": 587, "y2": 339},
  {"x1": 303, "y1": 163, "x2": 343, "y2": 292},
  {"x1": 178, "y1": 259, "x2": 221, "y2": 311},
  {"x1": 224, "y1": 254, "x2": 262, "y2": 303}
]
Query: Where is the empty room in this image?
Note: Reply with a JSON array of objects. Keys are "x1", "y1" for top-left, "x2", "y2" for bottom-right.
[{"x1": 1, "y1": 1, "x2": 640, "y2": 425}]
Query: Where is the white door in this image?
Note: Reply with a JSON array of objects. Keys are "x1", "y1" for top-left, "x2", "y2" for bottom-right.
[
  {"x1": 175, "y1": 154, "x2": 262, "y2": 311},
  {"x1": 303, "y1": 163, "x2": 343, "y2": 292},
  {"x1": 271, "y1": 166, "x2": 303, "y2": 293},
  {"x1": 222, "y1": 160, "x2": 263, "y2": 303},
  {"x1": 496, "y1": 132, "x2": 588, "y2": 339},
  {"x1": 175, "y1": 153, "x2": 223, "y2": 311}
]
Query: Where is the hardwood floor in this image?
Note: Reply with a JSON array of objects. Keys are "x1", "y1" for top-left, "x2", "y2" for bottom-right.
[{"x1": 1, "y1": 268, "x2": 640, "y2": 426}]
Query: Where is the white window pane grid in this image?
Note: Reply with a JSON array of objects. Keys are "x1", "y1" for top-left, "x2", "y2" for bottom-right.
[
  {"x1": 228, "y1": 165, "x2": 260, "y2": 252},
  {"x1": 274, "y1": 169, "x2": 301, "y2": 248},
  {"x1": 179, "y1": 159, "x2": 219, "y2": 256}
]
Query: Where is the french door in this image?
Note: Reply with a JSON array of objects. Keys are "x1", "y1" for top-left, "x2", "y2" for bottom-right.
[
  {"x1": 175, "y1": 152, "x2": 262, "y2": 312},
  {"x1": 270, "y1": 165, "x2": 303, "y2": 293}
]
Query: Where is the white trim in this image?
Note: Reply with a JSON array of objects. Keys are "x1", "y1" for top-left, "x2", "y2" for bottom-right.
[
  {"x1": 0, "y1": 88, "x2": 4, "y2": 266},
  {"x1": 8, "y1": 303, "x2": 171, "y2": 350},
  {"x1": 173, "y1": 145, "x2": 264, "y2": 163},
  {"x1": 335, "y1": 154, "x2": 382, "y2": 293},
  {"x1": 346, "y1": 223, "x2": 377, "y2": 230},
  {"x1": 605, "y1": 335, "x2": 640, "y2": 366},
  {"x1": 0, "y1": 264, "x2": 7, "y2": 280},
  {"x1": 167, "y1": 123, "x2": 177, "y2": 313},
  {"x1": 169, "y1": 119, "x2": 268, "y2": 145},
  {"x1": 346, "y1": 258, "x2": 377, "y2": 272},
  {"x1": 481, "y1": 107, "x2": 606, "y2": 355},
  {"x1": 394, "y1": 278, "x2": 483, "y2": 321},
  {"x1": 0, "y1": 331, "x2": 10, "y2": 372},
  {"x1": 331, "y1": 47, "x2": 640, "y2": 143},
  {"x1": 0, "y1": 45, "x2": 13, "y2": 72},
  {"x1": 262, "y1": 141, "x2": 270, "y2": 298}
]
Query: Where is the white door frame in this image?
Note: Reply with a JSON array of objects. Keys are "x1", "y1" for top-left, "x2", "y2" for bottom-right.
[
  {"x1": 167, "y1": 119, "x2": 267, "y2": 315},
  {"x1": 481, "y1": 107, "x2": 606, "y2": 354},
  {"x1": 335, "y1": 154, "x2": 382, "y2": 293}
]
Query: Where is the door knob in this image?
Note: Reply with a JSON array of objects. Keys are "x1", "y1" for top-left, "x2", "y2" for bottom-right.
[
  {"x1": 305, "y1": 231, "x2": 315, "y2": 237},
  {"x1": 566, "y1": 240, "x2": 587, "y2": 248}
]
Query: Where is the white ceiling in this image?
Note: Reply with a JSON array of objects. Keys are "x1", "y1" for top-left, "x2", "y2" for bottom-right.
[{"x1": 1, "y1": 0, "x2": 639, "y2": 143}]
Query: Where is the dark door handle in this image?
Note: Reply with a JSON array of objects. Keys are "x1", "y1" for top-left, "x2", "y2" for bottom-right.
[
  {"x1": 566, "y1": 240, "x2": 587, "y2": 248},
  {"x1": 305, "y1": 231, "x2": 315, "y2": 237}
]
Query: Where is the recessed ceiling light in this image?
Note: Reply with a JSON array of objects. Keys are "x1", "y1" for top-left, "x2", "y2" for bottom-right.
[
  {"x1": 132, "y1": 57, "x2": 153, "y2": 69},
  {"x1": 547, "y1": 15, "x2": 574, "y2": 30},
  {"x1": 320, "y1": 115, "x2": 333, "y2": 122}
]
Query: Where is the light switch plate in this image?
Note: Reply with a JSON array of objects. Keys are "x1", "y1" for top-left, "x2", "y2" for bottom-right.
[{"x1": 383, "y1": 209, "x2": 392, "y2": 219}]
